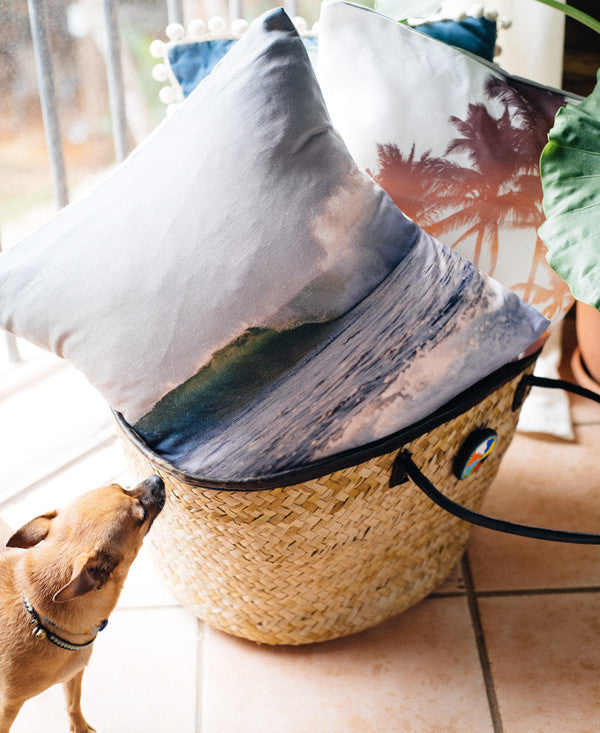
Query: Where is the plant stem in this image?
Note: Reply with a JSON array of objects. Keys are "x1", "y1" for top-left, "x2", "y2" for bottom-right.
[{"x1": 532, "y1": 0, "x2": 600, "y2": 35}]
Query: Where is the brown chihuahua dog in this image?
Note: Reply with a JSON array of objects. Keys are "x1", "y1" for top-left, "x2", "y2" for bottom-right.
[{"x1": 0, "y1": 475, "x2": 165, "y2": 733}]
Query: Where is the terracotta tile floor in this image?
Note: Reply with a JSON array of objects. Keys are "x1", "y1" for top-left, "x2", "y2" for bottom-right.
[{"x1": 2, "y1": 321, "x2": 600, "y2": 732}]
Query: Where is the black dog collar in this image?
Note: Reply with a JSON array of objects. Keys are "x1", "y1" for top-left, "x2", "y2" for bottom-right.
[{"x1": 23, "y1": 596, "x2": 108, "y2": 652}]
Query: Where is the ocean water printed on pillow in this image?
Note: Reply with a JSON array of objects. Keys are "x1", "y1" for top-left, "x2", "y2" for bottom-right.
[
  {"x1": 0, "y1": 8, "x2": 548, "y2": 481},
  {"x1": 318, "y1": 0, "x2": 579, "y2": 324},
  {"x1": 138, "y1": 238, "x2": 547, "y2": 480}
]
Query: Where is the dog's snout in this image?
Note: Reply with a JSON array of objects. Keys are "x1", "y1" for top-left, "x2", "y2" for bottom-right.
[
  {"x1": 133, "y1": 475, "x2": 166, "y2": 507},
  {"x1": 144, "y1": 475, "x2": 165, "y2": 497}
]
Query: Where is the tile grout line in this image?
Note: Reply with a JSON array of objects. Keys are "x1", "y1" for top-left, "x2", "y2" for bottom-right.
[
  {"x1": 196, "y1": 620, "x2": 204, "y2": 733},
  {"x1": 476, "y1": 586, "x2": 600, "y2": 598},
  {"x1": 115, "y1": 604, "x2": 182, "y2": 613},
  {"x1": 428, "y1": 590, "x2": 465, "y2": 599},
  {"x1": 461, "y1": 554, "x2": 503, "y2": 733}
]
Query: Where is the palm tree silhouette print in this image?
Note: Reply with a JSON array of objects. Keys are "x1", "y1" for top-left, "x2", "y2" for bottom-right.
[{"x1": 372, "y1": 74, "x2": 571, "y2": 320}]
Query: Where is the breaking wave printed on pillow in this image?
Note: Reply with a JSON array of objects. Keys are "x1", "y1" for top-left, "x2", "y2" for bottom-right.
[{"x1": 135, "y1": 227, "x2": 545, "y2": 481}]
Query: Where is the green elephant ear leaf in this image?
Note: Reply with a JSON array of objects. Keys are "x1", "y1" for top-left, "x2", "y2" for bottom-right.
[{"x1": 539, "y1": 70, "x2": 600, "y2": 311}]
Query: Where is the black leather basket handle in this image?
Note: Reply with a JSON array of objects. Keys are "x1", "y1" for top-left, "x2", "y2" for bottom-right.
[{"x1": 392, "y1": 375, "x2": 600, "y2": 545}]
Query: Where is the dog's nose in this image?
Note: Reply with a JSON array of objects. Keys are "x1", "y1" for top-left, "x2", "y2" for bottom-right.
[{"x1": 134, "y1": 475, "x2": 166, "y2": 507}]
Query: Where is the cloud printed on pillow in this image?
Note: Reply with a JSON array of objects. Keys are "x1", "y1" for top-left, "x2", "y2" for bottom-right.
[
  {"x1": 0, "y1": 9, "x2": 410, "y2": 425},
  {"x1": 0, "y1": 8, "x2": 548, "y2": 481},
  {"x1": 318, "y1": 1, "x2": 578, "y2": 325}
]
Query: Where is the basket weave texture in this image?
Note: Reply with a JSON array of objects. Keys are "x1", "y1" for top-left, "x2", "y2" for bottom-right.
[{"x1": 117, "y1": 365, "x2": 533, "y2": 645}]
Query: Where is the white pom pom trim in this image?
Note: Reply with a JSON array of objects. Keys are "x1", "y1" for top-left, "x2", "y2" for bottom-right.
[
  {"x1": 207, "y1": 16, "x2": 226, "y2": 34},
  {"x1": 149, "y1": 39, "x2": 165, "y2": 58},
  {"x1": 165, "y1": 22, "x2": 185, "y2": 41},
  {"x1": 231, "y1": 18, "x2": 249, "y2": 36},
  {"x1": 159, "y1": 85, "x2": 177, "y2": 104},
  {"x1": 152, "y1": 63, "x2": 169, "y2": 82},
  {"x1": 407, "y1": 5, "x2": 506, "y2": 28},
  {"x1": 188, "y1": 18, "x2": 207, "y2": 38}
]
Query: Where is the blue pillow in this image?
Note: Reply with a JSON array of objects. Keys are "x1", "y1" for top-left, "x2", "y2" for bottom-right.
[
  {"x1": 167, "y1": 34, "x2": 319, "y2": 99},
  {"x1": 168, "y1": 39, "x2": 236, "y2": 97},
  {"x1": 415, "y1": 16, "x2": 497, "y2": 62}
]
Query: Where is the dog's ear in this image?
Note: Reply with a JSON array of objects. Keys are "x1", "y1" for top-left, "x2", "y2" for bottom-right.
[
  {"x1": 6, "y1": 511, "x2": 58, "y2": 548},
  {"x1": 52, "y1": 553, "x2": 97, "y2": 603},
  {"x1": 53, "y1": 553, "x2": 97, "y2": 603},
  {"x1": 52, "y1": 551, "x2": 121, "y2": 603}
]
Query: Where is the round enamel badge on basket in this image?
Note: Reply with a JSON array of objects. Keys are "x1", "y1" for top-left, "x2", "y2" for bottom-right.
[{"x1": 453, "y1": 428, "x2": 498, "y2": 480}]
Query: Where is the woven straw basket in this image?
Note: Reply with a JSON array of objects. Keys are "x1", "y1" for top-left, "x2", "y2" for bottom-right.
[{"x1": 115, "y1": 356, "x2": 536, "y2": 645}]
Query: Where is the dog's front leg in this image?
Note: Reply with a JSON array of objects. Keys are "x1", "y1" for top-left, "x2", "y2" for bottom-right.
[
  {"x1": 63, "y1": 669, "x2": 96, "y2": 733},
  {"x1": 0, "y1": 694, "x2": 24, "y2": 733}
]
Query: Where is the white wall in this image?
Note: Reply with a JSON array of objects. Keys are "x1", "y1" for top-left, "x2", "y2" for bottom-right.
[
  {"x1": 440, "y1": 0, "x2": 566, "y2": 88},
  {"x1": 493, "y1": 0, "x2": 565, "y2": 88}
]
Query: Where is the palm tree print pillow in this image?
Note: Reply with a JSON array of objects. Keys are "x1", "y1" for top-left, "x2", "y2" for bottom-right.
[
  {"x1": 318, "y1": 0, "x2": 579, "y2": 324},
  {"x1": 0, "y1": 8, "x2": 548, "y2": 481}
]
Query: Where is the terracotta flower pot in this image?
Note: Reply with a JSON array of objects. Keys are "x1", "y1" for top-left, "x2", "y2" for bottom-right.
[{"x1": 571, "y1": 301, "x2": 600, "y2": 393}]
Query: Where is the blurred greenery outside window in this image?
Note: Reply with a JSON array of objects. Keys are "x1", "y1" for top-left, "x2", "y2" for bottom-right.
[
  {"x1": 2, "y1": 0, "x2": 597, "y2": 230},
  {"x1": 0, "y1": 0, "x2": 324, "y2": 227}
]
